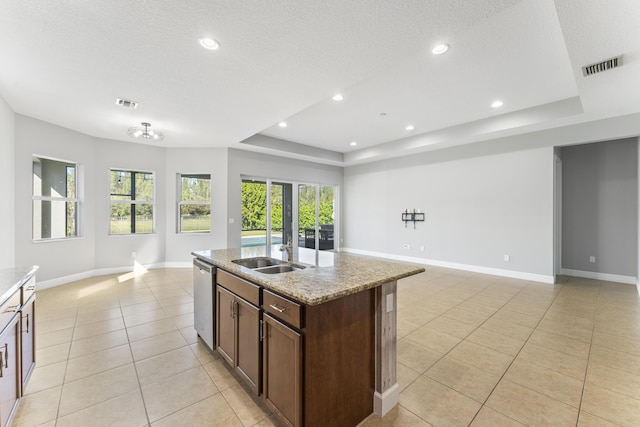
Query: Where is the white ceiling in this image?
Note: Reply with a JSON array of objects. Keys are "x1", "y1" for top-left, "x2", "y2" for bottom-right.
[{"x1": 1, "y1": 0, "x2": 639, "y2": 166}]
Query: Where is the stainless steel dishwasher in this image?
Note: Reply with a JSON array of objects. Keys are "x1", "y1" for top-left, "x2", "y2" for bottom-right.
[{"x1": 193, "y1": 258, "x2": 215, "y2": 350}]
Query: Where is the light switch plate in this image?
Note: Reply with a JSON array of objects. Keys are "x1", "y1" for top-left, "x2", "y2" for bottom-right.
[{"x1": 386, "y1": 294, "x2": 394, "y2": 312}]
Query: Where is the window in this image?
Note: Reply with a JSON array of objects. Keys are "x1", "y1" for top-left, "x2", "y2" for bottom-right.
[
  {"x1": 109, "y1": 169, "x2": 154, "y2": 235},
  {"x1": 178, "y1": 174, "x2": 211, "y2": 233},
  {"x1": 32, "y1": 156, "x2": 80, "y2": 240}
]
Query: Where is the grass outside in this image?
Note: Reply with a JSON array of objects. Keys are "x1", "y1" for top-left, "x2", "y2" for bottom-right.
[{"x1": 109, "y1": 216, "x2": 211, "y2": 234}]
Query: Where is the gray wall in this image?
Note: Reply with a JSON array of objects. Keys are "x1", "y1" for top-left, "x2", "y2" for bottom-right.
[
  {"x1": 226, "y1": 149, "x2": 344, "y2": 249},
  {"x1": 561, "y1": 138, "x2": 638, "y2": 277},
  {"x1": 164, "y1": 147, "x2": 229, "y2": 263},
  {"x1": 344, "y1": 143, "x2": 555, "y2": 278},
  {"x1": 0, "y1": 96, "x2": 15, "y2": 269}
]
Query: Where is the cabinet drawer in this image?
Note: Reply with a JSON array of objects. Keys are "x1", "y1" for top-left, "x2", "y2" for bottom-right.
[
  {"x1": 22, "y1": 276, "x2": 36, "y2": 305},
  {"x1": 217, "y1": 270, "x2": 260, "y2": 307},
  {"x1": 0, "y1": 289, "x2": 21, "y2": 333},
  {"x1": 263, "y1": 290, "x2": 302, "y2": 329}
]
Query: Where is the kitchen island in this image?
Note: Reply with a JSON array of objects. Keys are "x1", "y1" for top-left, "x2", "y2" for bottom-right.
[{"x1": 192, "y1": 248, "x2": 423, "y2": 427}]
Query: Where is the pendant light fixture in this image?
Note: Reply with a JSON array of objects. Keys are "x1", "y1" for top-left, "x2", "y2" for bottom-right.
[{"x1": 127, "y1": 122, "x2": 164, "y2": 141}]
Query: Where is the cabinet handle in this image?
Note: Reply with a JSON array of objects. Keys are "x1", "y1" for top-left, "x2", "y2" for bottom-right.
[
  {"x1": 23, "y1": 313, "x2": 29, "y2": 334},
  {"x1": 26, "y1": 285, "x2": 36, "y2": 291},
  {"x1": 259, "y1": 320, "x2": 265, "y2": 341},
  {"x1": 0, "y1": 349, "x2": 3, "y2": 378},
  {"x1": 269, "y1": 304, "x2": 286, "y2": 313},
  {"x1": 4, "y1": 305, "x2": 18, "y2": 313},
  {"x1": 3, "y1": 343, "x2": 7, "y2": 369}
]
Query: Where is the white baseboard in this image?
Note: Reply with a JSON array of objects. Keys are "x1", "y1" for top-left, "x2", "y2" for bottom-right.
[
  {"x1": 37, "y1": 262, "x2": 191, "y2": 290},
  {"x1": 341, "y1": 248, "x2": 555, "y2": 284},
  {"x1": 560, "y1": 268, "x2": 637, "y2": 285},
  {"x1": 373, "y1": 383, "x2": 399, "y2": 417}
]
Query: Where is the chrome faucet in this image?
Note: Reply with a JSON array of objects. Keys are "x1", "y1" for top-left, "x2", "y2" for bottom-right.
[{"x1": 279, "y1": 234, "x2": 293, "y2": 262}]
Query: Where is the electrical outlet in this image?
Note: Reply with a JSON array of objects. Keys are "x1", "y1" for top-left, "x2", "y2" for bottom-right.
[
  {"x1": 589, "y1": 256, "x2": 596, "y2": 263},
  {"x1": 504, "y1": 254, "x2": 510, "y2": 262},
  {"x1": 420, "y1": 245, "x2": 425, "y2": 251},
  {"x1": 403, "y1": 244, "x2": 410, "y2": 250},
  {"x1": 131, "y1": 251, "x2": 137, "y2": 258}
]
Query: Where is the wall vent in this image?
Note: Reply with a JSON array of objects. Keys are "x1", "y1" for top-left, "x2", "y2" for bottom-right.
[
  {"x1": 582, "y1": 55, "x2": 623, "y2": 77},
  {"x1": 115, "y1": 98, "x2": 139, "y2": 109}
]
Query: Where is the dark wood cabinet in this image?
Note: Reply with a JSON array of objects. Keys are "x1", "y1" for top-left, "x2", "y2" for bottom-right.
[
  {"x1": 214, "y1": 268, "x2": 375, "y2": 427},
  {"x1": 216, "y1": 286, "x2": 235, "y2": 365},
  {"x1": 263, "y1": 313, "x2": 302, "y2": 427},
  {"x1": 215, "y1": 271, "x2": 262, "y2": 394},
  {"x1": 234, "y1": 297, "x2": 261, "y2": 393},
  {"x1": 0, "y1": 314, "x2": 20, "y2": 427},
  {"x1": 20, "y1": 295, "x2": 36, "y2": 391}
]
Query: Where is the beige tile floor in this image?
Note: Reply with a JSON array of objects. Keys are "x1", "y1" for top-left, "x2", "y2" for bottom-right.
[{"x1": 13, "y1": 266, "x2": 640, "y2": 426}]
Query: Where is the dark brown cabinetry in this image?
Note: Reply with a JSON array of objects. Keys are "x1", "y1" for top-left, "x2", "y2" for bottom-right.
[
  {"x1": 214, "y1": 268, "x2": 375, "y2": 427},
  {"x1": 0, "y1": 268, "x2": 38, "y2": 426},
  {"x1": 216, "y1": 270, "x2": 261, "y2": 394},
  {"x1": 262, "y1": 313, "x2": 302, "y2": 427},
  {"x1": 20, "y1": 276, "x2": 36, "y2": 391},
  {"x1": 0, "y1": 308, "x2": 20, "y2": 427}
]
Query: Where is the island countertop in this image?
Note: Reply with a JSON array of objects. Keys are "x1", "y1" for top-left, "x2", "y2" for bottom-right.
[
  {"x1": 0, "y1": 266, "x2": 39, "y2": 306},
  {"x1": 192, "y1": 248, "x2": 424, "y2": 306}
]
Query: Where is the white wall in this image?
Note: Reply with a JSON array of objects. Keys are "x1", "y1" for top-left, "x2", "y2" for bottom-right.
[
  {"x1": 0, "y1": 96, "x2": 15, "y2": 269},
  {"x1": 15, "y1": 115, "x2": 97, "y2": 281},
  {"x1": 92, "y1": 138, "x2": 167, "y2": 271},
  {"x1": 164, "y1": 147, "x2": 229, "y2": 264},
  {"x1": 344, "y1": 143, "x2": 555, "y2": 280},
  {"x1": 226, "y1": 149, "x2": 344, "y2": 248}
]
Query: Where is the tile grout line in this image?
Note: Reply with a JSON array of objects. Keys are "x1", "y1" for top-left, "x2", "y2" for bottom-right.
[{"x1": 465, "y1": 279, "x2": 567, "y2": 426}]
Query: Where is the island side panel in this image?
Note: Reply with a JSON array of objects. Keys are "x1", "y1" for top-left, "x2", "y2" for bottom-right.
[
  {"x1": 304, "y1": 289, "x2": 375, "y2": 427},
  {"x1": 374, "y1": 280, "x2": 399, "y2": 416}
]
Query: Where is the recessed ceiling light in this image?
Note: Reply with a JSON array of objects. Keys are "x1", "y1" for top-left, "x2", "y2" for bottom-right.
[
  {"x1": 432, "y1": 44, "x2": 449, "y2": 55},
  {"x1": 491, "y1": 100, "x2": 504, "y2": 108},
  {"x1": 198, "y1": 37, "x2": 220, "y2": 50},
  {"x1": 350, "y1": 141, "x2": 357, "y2": 146},
  {"x1": 406, "y1": 125, "x2": 415, "y2": 131},
  {"x1": 278, "y1": 121, "x2": 287, "y2": 128},
  {"x1": 332, "y1": 94, "x2": 344, "y2": 101}
]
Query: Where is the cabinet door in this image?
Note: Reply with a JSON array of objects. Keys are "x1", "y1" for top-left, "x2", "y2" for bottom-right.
[
  {"x1": 21, "y1": 297, "x2": 36, "y2": 391},
  {"x1": 263, "y1": 314, "x2": 302, "y2": 427},
  {"x1": 216, "y1": 286, "x2": 235, "y2": 366},
  {"x1": 0, "y1": 315, "x2": 20, "y2": 427},
  {"x1": 235, "y1": 297, "x2": 261, "y2": 394}
]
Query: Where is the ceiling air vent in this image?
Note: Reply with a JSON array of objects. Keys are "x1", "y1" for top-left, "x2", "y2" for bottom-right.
[
  {"x1": 582, "y1": 55, "x2": 623, "y2": 77},
  {"x1": 115, "y1": 98, "x2": 139, "y2": 109}
]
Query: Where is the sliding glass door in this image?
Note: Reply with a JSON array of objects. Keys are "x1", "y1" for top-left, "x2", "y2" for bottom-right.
[
  {"x1": 298, "y1": 184, "x2": 335, "y2": 251},
  {"x1": 242, "y1": 177, "x2": 337, "y2": 254}
]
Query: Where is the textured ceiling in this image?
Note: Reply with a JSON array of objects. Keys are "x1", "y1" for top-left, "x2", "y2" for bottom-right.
[{"x1": 0, "y1": 0, "x2": 639, "y2": 166}]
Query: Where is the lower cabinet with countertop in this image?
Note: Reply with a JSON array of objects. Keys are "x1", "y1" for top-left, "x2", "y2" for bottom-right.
[
  {"x1": 214, "y1": 268, "x2": 374, "y2": 427},
  {"x1": 193, "y1": 249, "x2": 424, "y2": 427},
  {"x1": 0, "y1": 267, "x2": 38, "y2": 427}
]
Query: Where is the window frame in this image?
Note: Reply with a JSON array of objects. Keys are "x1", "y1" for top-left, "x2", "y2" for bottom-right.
[
  {"x1": 32, "y1": 155, "x2": 82, "y2": 241},
  {"x1": 109, "y1": 168, "x2": 156, "y2": 235},
  {"x1": 177, "y1": 173, "x2": 212, "y2": 234}
]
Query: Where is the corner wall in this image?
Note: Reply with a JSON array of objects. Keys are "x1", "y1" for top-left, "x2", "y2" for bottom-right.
[
  {"x1": 561, "y1": 138, "x2": 638, "y2": 282},
  {"x1": 0, "y1": 96, "x2": 15, "y2": 269}
]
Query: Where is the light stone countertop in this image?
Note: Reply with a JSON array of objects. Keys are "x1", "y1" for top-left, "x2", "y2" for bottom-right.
[
  {"x1": 192, "y1": 248, "x2": 424, "y2": 306},
  {"x1": 0, "y1": 266, "x2": 39, "y2": 306}
]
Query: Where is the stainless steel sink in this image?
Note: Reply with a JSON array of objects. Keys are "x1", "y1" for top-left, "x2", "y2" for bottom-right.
[
  {"x1": 254, "y1": 265, "x2": 300, "y2": 274},
  {"x1": 232, "y1": 257, "x2": 285, "y2": 269}
]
